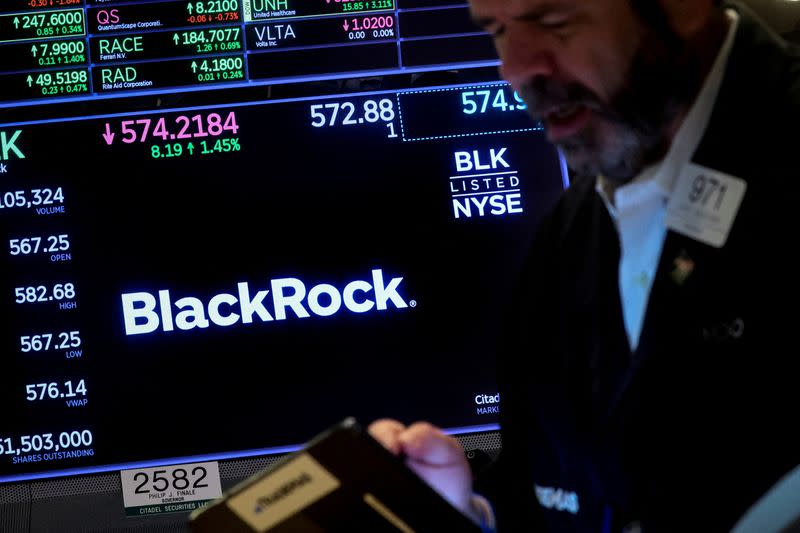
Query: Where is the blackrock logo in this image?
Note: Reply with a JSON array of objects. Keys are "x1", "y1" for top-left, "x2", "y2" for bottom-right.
[
  {"x1": 121, "y1": 269, "x2": 414, "y2": 336},
  {"x1": 450, "y1": 147, "x2": 524, "y2": 219}
]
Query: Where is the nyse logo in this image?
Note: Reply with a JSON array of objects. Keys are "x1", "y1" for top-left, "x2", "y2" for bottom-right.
[
  {"x1": 0, "y1": 130, "x2": 25, "y2": 161},
  {"x1": 450, "y1": 147, "x2": 523, "y2": 219}
]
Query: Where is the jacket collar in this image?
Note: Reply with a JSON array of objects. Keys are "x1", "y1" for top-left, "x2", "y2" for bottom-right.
[{"x1": 601, "y1": 1, "x2": 794, "y2": 426}]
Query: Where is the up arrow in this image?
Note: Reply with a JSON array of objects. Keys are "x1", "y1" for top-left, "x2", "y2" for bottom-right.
[
  {"x1": 31, "y1": 45, "x2": 38, "y2": 57},
  {"x1": 13, "y1": 17, "x2": 20, "y2": 29}
]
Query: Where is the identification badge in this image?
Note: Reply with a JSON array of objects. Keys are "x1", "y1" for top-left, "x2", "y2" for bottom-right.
[
  {"x1": 227, "y1": 453, "x2": 341, "y2": 532},
  {"x1": 665, "y1": 163, "x2": 747, "y2": 248},
  {"x1": 120, "y1": 461, "x2": 222, "y2": 517}
]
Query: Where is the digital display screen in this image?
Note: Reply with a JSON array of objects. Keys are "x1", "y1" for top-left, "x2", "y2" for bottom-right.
[
  {"x1": 0, "y1": 0, "x2": 496, "y2": 107},
  {"x1": 0, "y1": 0, "x2": 567, "y2": 485}
]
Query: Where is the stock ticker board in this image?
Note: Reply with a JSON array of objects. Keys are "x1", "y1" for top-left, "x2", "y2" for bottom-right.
[
  {"x1": 0, "y1": 0, "x2": 569, "y2": 484},
  {"x1": 0, "y1": 0, "x2": 497, "y2": 106}
]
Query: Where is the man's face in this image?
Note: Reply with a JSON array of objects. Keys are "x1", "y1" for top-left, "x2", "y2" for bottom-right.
[{"x1": 470, "y1": 0, "x2": 701, "y2": 182}]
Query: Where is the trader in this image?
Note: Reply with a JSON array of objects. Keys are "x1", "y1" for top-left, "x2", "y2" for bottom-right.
[{"x1": 370, "y1": 0, "x2": 800, "y2": 531}]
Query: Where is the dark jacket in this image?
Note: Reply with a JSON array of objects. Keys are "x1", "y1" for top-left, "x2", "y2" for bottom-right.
[{"x1": 476, "y1": 4, "x2": 800, "y2": 532}]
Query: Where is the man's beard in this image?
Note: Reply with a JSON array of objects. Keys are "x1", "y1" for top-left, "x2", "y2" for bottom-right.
[{"x1": 519, "y1": 24, "x2": 703, "y2": 183}]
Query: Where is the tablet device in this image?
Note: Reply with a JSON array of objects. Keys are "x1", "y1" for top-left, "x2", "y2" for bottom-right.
[{"x1": 189, "y1": 418, "x2": 481, "y2": 532}]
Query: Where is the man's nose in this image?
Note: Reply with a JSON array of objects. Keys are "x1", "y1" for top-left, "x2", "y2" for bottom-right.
[{"x1": 497, "y1": 27, "x2": 555, "y2": 93}]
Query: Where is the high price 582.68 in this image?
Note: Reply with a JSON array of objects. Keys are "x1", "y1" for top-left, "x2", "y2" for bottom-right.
[{"x1": 14, "y1": 283, "x2": 75, "y2": 304}]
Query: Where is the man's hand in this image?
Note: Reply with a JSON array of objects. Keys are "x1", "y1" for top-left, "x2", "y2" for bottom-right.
[{"x1": 368, "y1": 419, "x2": 476, "y2": 518}]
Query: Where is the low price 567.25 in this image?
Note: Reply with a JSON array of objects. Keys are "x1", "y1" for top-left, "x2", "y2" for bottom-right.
[{"x1": 20, "y1": 331, "x2": 81, "y2": 353}]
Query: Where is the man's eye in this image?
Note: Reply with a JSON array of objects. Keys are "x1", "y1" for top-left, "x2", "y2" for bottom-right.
[{"x1": 539, "y1": 14, "x2": 569, "y2": 29}]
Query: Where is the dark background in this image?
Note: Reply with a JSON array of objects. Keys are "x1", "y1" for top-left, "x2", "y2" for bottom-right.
[{"x1": 0, "y1": 82, "x2": 565, "y2": 478}]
